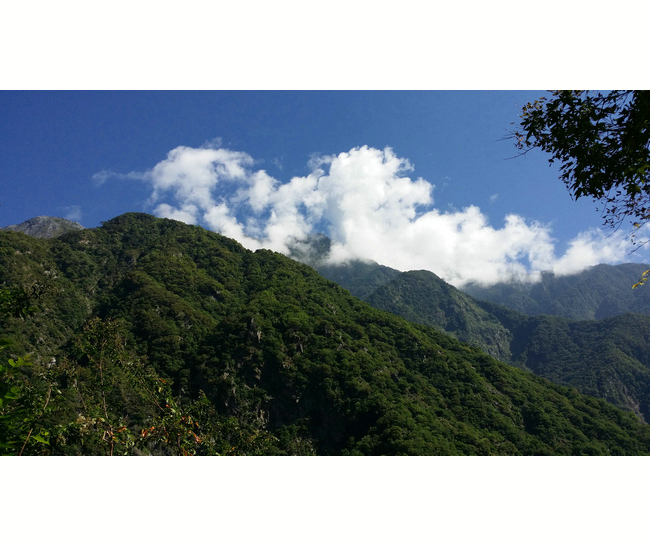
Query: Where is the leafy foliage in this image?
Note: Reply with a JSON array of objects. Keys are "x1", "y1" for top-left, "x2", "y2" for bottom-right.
[
  {"x1": 512, "y1": 90, "x2": 650, "y2": 236},
  {"x1": 3, "y1": 213, "x2": 650, "y2": 454}
]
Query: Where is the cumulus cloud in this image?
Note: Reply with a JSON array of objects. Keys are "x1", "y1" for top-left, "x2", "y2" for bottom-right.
[
  {"x1": 97, "y1": 141, "x2": 646, "y2": 286},
  {"x1": 549, "y1": 230, "x2": 635, "y2": 276}
]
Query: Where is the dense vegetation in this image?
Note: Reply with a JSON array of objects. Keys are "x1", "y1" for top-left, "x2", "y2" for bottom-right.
[
  {"x1": 346, "y1": 267, "x2": 650, "y2": 422},
  {"x1": 463, "y1": 264, "x2": 650, "y2": 320},
  {"x1": 3, "y1": 213, "x2": 650, "y2": 455},
  {"x1": 316, "y1": 254, "x2": 650, "y2": 322},
  {"x1": 316, "y1": 260, "x2": 401, "y2": 300},
  {"x1": 366, "y1": 270, "x2": 514, "y2": 362}
]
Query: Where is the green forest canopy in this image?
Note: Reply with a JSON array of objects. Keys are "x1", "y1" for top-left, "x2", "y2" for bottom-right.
[{"x1": 2, "y1": 213, "x2": 650, "y2": 455}]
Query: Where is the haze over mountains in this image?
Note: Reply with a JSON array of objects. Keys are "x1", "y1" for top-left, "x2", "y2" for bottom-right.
[{"x1": 2, "y1": 213, "x2": 650, "y2": 455}]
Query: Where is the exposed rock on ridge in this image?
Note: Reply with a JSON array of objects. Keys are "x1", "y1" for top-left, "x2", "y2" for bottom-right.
[{"x1": 2, "y1": 216, "x2": 84, "y2": 239}]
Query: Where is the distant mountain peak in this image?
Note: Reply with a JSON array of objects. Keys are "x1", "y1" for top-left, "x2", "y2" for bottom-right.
[
  {"x1": 1, "y1": 216, "x2": 84, "y2": 239},
  {"x1": 287, "y1": 233, "x2": 332, "y2": 266}
]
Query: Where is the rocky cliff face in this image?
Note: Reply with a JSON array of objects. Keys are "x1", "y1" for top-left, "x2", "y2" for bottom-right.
[{"x1": 1, "y1": 216, "x2": 84, "y2": 238}]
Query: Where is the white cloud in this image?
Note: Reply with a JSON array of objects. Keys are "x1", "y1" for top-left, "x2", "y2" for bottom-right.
[
  {"x1": 61, "y1": 205, "x2": 82, "y2": 222},
  {"x1": 97, "y1": 142, "x2": 647, "y2": 286},
  {"x1": 550, "y1": 230, "x2": 636, "y2": 276},
  {"x1": 145, "y1": 143, "x2": 253, "y2": 210},
  {"x1": 154, "y1": 203, "x2": 198, "y2": 225},
  {"x1": 91, "y1": 170, "x2": 112, "y2": 187}
]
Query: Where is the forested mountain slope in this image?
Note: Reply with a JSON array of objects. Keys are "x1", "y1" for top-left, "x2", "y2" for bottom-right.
[
  {"x1": 297, "y1": 235, "x2": 650, "y2": 322},
  {"x1": 359, "y1": 268, "x2": 650, "y2": 422},
  {"x1": 316, "y1": 260, "x2": 401, "y2": 300},
  {"x1": 463, "y1": 263, "x2": 650, "y2": 320},
  {"x1": 2, "y1": 213, "x2": 650, "y2": 455},
  {"x1": 366, "y1": 270, "x2": 514, "y2": 362}
]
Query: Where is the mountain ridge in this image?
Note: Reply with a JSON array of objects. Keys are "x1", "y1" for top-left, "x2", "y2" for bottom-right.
[
  {"x1": 462, "y1": 263, "x2": 650, "y2": 320},
  {"x1": 1, "y1": 216, "x2": 84, "y2": 239},
  {"x1": 341, "y1": 265, "x2": 650, "y2": 422},
  {"x1": 6, "y1": 215, "x2": 650, "y2": 422},
  {"x1": 3, "y1": 212, "x2": 650, "y2": 455},
  {"x1": 289, "y1": 231, "x2": 650, "y2": 321}
]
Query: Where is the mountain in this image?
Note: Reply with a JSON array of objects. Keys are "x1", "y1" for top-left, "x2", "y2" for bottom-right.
[
  {"x1": 366, "y1": 270, "x2": 514, "y2": 362},
  {"x1": 346, "y1": 266, "x2": 650, "y2": 422},
  {"x1": 1, "y1": 216, "x2": 84, "y2": 239},
  {"x1": 316, "y1": 260, "x2": 402, "y2": 300},
  {"x1": 295, "y1": 233, "x2": 650, "y2": 322},
  {"x1": 481, "y1": 306, "x2": 650, "y2": 422},
  {"x1": 287, "y1": 234, "x2": 401, "y2": 299},
  {"x1": 462, "y1": 263, "x2": 650, "y2": 320},
  {"x1": 3, "y1": 213, "x2": 650, "y2": 455}
]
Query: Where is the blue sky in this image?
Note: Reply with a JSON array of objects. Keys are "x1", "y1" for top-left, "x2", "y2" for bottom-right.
[
  {"x1": 3, "y1": 0, "x2": 649, "y2": 521},
  {"x1": 1, "y1": 90, "x2": 647, "y2": 285},
  {"x1": 1, "y1": 91, "x2": 574, "y2": 224}
]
